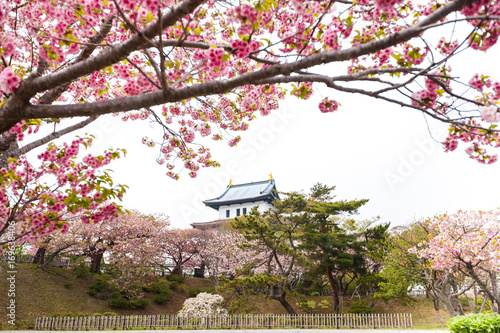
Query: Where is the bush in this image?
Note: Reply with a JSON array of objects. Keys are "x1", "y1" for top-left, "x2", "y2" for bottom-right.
[
  {"x1": 73, "y1": 265, "x2": 89, "y2": 278},
  {"x1": 91, "y1": 312, "x2": 118, "y2": 317},
  {"x1": 103, "y1": 312, "x2": 118, "y2": 316},
  {"x1": 154, "y1": 294, "x2": 169, "y2": 305},
  {"x1": 177, "y1": 284, "x2": 188, "y2": 294},
  {"x1": 310, "y1": 292, "x2": 320, "y2": 296},
  {"x1": 131, "y1": 298, "x2": 150, "y2": 309},
  {"x1": 110, "y1": 291, "x2": 121, "y2": 299},
  {"x1": 178, "y1": 293, "x2": 227, "y2": 317},
  {"x1": 146, "y1": 279, "x2": 173, "y2": 295},
  {"x1": 110, "y1": 296, "x2": 149, "y2": 309},
  {"x1": 188, "y1": 288, "x2": 202, "y2": 298},
  {"x1": 296, "y1": 299, "x2": 331, "y2": 313},
  {"x1": 166, "y1": 274, "x2": 186, "y2": 285},
  {"x1": 109, "y1": 297, "x2": 131, "y2": 309},
  {"x1": 64, "y1": 281, "x2": 74, "y2": 289},
  {"x1": 89, "y1": 274, "x2": 113, "y2": 297},
  {"x1": 348, "y1": 301, "x2": 375, "y2": 314},
  {"x1": 448, "y1": 313, "x2": 500, "y2": 333},
  {"x1": 93, "y1": 283, "x2": 106, "y2": 292}
]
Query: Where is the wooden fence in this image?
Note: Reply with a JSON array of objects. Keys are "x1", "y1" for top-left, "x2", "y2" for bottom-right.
[{"x1": 35, "y1": 313, "x2": 412, "y2": 330}]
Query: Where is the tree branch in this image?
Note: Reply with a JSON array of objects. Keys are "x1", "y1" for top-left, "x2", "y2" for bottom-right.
[{"x1": 19, "y1": 116, "x2": 98, "y2": 155}]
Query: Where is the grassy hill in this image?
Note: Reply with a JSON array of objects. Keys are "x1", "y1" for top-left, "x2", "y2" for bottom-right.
[{"x1": 0, "y1": 262, "x2": 449, "y2": 330}]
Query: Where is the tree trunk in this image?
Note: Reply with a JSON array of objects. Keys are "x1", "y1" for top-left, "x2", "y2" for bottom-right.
[
  {"x1": 271, "y1": 292, "x2": 297, "y2": 315},
  {"x1": 33, "y1": 247, "x2": 46, "y2": 264},
  {"x1": 433, "y1": 297, "x2": 440, "y2": 311},
  {"x1": 451, "y1": 295, "x2": 465, "y2": 315},
  {"x1": 91, "y1": 251, "x2": 104, "y2": 273},
  {"x1": 434, "y1": 284, "x2": 458, "y2": 318},
  {"x1": 172, "y1": 265, "x2": 183, "y2": 276},
  {"x1": 326, "y1": 266, "x2": 340, "y2": 313},
  {"x1": 41, "y1": 242, "x2": 77, "y2": 271}
]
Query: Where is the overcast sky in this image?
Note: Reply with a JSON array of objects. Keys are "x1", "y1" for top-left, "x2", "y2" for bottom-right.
[{"x1": 31, "y1": 45, "x2": 500, "y2": 229}]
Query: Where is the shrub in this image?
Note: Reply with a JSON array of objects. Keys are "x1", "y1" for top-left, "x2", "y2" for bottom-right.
[
  {"x1": 93, "y1": 284, "x2": 106, "y2": 292},
  {"x1": 166, "y1": 274, "x2": 186, "y2": 285},
  {"x1": 310, "y1": 292, "x2": 320, "y2": 296},
  {"x1": 154, "y1": 294, "x2": 169, "y2": 305},
  {"x1": 51, "y1": 313, "x2": 87, "y2": 318},
  {"x1": 177, "y1": 284, "x2": 188, "y2": 294},
  {"x1": 348, "y1": 301, "x2": 375, "y2": 314},
  {"x1": 188, "y1": 288, "x2": 202, "y2": 298},
  {"x1": 476, "y1": 299, "x2": 493, "y2": 311},
  {"x1": 64, "y1": 281, "x2": 74, "y2": 289},
  {"x1": 146, "y1": 279, "x2": 173, "y2": 295},
  {"x1": 110, "y1": 291, "x2": 121, "y2": 299},
  {"x1": 178, "y1": 293, "x2": 227, "y2": 317},
  {"x1": 103, "y1": 312, "x2": 118, "y2": 316},
  {"x1": 448, "y1": 313, "x2": 500, "y2": 333},
  {"x1": 109, "y1": 297, "x2": 131, "y2": 309},
  {"x1": 89, "y1": 275, "x2": 113, "y2": 296},
  {"x1": 73, "y1": 265, "x2": 89, "y2": 278},
  {"x1": 131, "y1": 298, "x2": 150, "y2": 309},
  {"x1": 94, "y1": 273, "x2": 113, "y2": 284},
  {"x1": 296, "y1": 299, "x2": 331, "y2": 313}
]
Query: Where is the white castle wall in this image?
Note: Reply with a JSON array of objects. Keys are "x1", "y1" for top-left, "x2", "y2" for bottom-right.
[{"x1": 218, "y1": 201, "x2": 274, "y2": 219}]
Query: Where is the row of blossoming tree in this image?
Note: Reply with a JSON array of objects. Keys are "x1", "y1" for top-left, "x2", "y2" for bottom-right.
[
  {"x1": 19, "y1": 190, "x2": 500, "y2": 317},
  {"x1": 378, "y1": 210, "x2": 500, "y2": 317},
  {"x1": 2, "y1": 0, "x2": 500, "y2": 246}
]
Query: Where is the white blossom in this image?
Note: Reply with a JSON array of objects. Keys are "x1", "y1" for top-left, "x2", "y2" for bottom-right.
[{"x1": 177, "y1": 292, "x2": 228, "y2": 317}]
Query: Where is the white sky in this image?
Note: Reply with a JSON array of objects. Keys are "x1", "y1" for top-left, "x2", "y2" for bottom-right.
[{"x1": 27, "y1": 44, "x2": 500, "y2": 229}]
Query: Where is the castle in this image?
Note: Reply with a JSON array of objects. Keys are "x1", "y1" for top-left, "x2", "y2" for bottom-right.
[{"x1": 191, "y1": 177, "x2": 280, "y2": 230}]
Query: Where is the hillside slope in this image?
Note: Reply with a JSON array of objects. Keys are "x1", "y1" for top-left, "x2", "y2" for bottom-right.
[{"x1": 0, "y1": 263, "x2": 448, "y2": 330}]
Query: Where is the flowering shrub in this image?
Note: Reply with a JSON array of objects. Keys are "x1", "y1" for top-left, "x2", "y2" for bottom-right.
[{"x1": 177, "y1": 292, "x2": 228, "y2": 317}]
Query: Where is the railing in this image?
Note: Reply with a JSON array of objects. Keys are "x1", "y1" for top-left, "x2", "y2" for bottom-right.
[
  {"x1": 1, "y1": 254, "x2": 71, "y2": 267},
  {"x1": 35, "y1": 313, "x2": 413, "y2": 330}
]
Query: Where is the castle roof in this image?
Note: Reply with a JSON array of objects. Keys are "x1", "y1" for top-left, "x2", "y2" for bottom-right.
[
  {"x1": 190, "y1": 219, "x2": 228, "y2": 230},
  {"x1": 203, "y1": 179, "x2": 280, "y2": 210}
]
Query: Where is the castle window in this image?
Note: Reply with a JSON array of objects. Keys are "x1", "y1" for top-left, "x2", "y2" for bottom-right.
[
  {"x1": 226, "y1": 210, "x2": 230, "y2": 218},
  {"x1": 236, "y1": 208, "x2": 241, "y2": 216},
  {"x1": 243, "y1": 208, "x2": 247, "y2": 215}
]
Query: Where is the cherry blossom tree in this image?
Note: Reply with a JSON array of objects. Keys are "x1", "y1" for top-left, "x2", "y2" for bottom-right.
[
  {"x1": 34, "y1": 209, "x2": 170, "y2": 275},
  {"x1": 0, "y1": 135, "x2": 126, "y2": 251},
  {"x1": 156, "y1": 228, "x2": 205, "y2": 275},
  {"x1": 412, "y1": 210, "x2": 500, "y2": 315},
  {"x1": 198, "y1": 229, "x2": 261, "y2": 287},
  {"x1": 381, "y1": 220, "x2": 471, "y2": 317},
  {"x1": 2, "y1": 0, "x2": 500, "y2": 185}
]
